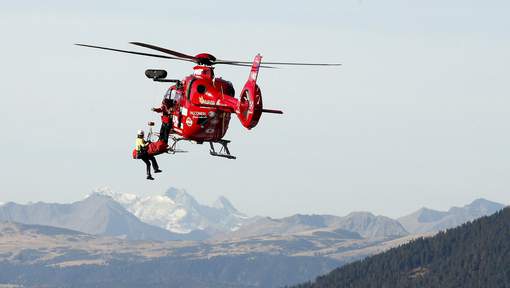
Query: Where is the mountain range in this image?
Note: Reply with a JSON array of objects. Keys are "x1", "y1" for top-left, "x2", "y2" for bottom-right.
[
  {"x1": 397, "y1": 198, "x2": 505, "y2": 234},
  {"x1": 0, "y1": 188, "x2": 505, "y2": 242},
  {"x1": 0, "y1": 189, "x2": 506, "y2": 287}
]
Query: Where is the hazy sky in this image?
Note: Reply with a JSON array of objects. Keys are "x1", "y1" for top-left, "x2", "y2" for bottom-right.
[{"x1": 1, "y1": 0, "x2": 509, "y2": 218}]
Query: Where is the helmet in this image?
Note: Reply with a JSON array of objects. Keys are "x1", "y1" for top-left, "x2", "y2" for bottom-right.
[{"x1": 137, "y1": 129, "x2": 144, "y2": 136}]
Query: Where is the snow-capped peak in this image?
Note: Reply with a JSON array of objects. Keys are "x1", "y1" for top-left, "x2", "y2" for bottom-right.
[
  {"x1": 92, "y1": 186, "x2": 114, "y2": 195},
  {"x1": 213, "y1": 196, "x2": 248, "y2": 219},
  {"x1": 165, "y1": 187, "x2": 187, "y2": 199},
  {"x1": 88, "y1": 187, "x2": 250, "y2": 235},
  {"x1": 213, "y1": 196, "x2": 234, "y2": 210},
  {"x1": 165, "y1": 188, "x2": 199, "y2": 208},
  {"x1": 92, "y1": 186, "x2": 139, "y2": 206}
]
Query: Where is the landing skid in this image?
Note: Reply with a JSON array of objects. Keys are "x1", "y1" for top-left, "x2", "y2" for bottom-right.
[
  {"x1": 209, "y1": 140, "x2": 236, "y2": 159},
  {"x1": 166, "y1": 135, "x2": 236, "y2": 159},
  {"x1": 167, "y1": 135, "x2": 188, "y2": 154}
]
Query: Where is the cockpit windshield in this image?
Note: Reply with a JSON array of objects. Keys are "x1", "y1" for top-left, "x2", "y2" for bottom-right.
[{"x1": 164, "y1": 88, "x2": 182, "y2": 102}]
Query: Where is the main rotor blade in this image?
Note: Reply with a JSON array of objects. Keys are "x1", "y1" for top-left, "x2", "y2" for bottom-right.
[
  {"x1": 75, "y1": 43, "x2": 194, "y2": 62},
  {"x1": 263, "y1": 61, "x2": 341, "y2": 66},
  {"x1": 217, "y1": 60, "x2": 342, "y2": 66},
  {"x1": 215, "y1": 62, "x2": 277, "y2": 69},
  {"x1": 130, "y1": 42, "x2": 197, "y2": 61}
]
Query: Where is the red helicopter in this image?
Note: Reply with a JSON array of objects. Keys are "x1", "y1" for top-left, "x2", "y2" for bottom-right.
[{"x1": 76, "y1": 42, "x2": 341, "y2": 159}]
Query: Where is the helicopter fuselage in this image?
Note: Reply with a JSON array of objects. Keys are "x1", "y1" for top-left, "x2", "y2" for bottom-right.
[{"x1": 167, "y1": 66, "x2": 237, "y2": 143}]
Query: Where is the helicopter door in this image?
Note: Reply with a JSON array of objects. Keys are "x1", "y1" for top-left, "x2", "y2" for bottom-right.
[
  {"x1": 168, "y1": 88, "x2": 183, "y2": 130},
  {"x1": 174, "y1": 90, "x2": 183, "y2": 130},
  {"x1": 163, "y1": 87, "x2": 183, "y2": 131},
  {"x1": 176, "y1": 79, "x2": 195, "y2": 131}
]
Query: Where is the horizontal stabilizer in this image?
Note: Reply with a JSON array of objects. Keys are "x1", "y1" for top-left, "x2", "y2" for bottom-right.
[{"x1": 262, "y1": 109, "x2": 283, "y2": 114}]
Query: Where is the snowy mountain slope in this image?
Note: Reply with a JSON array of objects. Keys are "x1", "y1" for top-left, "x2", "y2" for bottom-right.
[{"x1": 95, "y1": 187, "x2": 249, "y2": 234}]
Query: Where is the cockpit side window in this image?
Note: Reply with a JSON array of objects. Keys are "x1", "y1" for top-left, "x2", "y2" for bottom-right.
[{"x1": 174, "y1": 90, "x2": 182, "y2": 101}]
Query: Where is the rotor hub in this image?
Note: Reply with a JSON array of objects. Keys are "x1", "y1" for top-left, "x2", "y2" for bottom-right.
[{"x1": 194, "y1": 53, "x2": 216, "y2": 66}]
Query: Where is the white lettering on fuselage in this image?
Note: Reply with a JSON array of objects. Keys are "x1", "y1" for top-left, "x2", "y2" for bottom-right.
[
  {"x1": 190, "y1": 111, "x2": 207, "y2": 117},
  {"x1": 198, "y1": 96, "x2": 215, "y2": 105}
]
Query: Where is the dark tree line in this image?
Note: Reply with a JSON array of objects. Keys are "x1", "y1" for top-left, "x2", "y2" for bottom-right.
[{"x1": 293, "y1": 207, "x2": 510, "y2": 288}]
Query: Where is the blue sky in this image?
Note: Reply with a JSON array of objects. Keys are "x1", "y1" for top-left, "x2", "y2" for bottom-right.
[{"x1": 1, "y1": 0, "x2": 509, "y2": 217}]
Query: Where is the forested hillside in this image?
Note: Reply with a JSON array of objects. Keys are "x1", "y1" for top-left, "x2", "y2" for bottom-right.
[{"x1": 295, "y1": 207, "x2": 510, "y2": 288}]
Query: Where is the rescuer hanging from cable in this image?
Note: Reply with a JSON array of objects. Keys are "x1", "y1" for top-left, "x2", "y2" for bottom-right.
[{"x1": 135, "y1": 129, "x2": 162, "y2": 180}]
